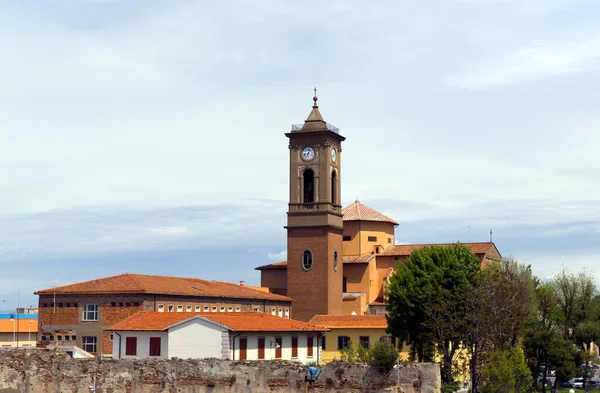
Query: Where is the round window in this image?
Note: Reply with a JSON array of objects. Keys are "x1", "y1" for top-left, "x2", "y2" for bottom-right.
[
  {"x1": 302, "y1": 250, "x2": 313, "y2": 270},
  {"x1": 333, "y1": 251, "x2": 338, "y2": 271}
]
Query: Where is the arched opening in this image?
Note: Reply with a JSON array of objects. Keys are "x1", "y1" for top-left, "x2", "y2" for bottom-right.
[
  {"x1": 343, "y1": 276, "x2": 348, "y2": 292},
  {"x1": 331, "y1": 170, "x2": 337, "y2": 204},
  {"x1": 303, "y1": 250, "x2": 313, "y2": 270},
  {"x1": 303, "y1": 169, "x2": 314, "y2": 204},
  {"x1": 333, "y1": 251, "x2": 339, "y2": 271}
]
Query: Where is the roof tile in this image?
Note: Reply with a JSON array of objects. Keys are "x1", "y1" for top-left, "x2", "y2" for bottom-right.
[
  {"x1": 342, "y1": 200, "x2": 398, "y2": 225},
  {"x1": 35, "y1": 273, "x2": 291, "y2": 302},
  {"x1": 309, "y1": 314, "x2": 388, "y2": 329},
  {"x1": 381, "y1": 242, "x2": 496, "y2": 257},
  {"x1": 109, "y1": 312, "x2": 327, "y2": 332}
]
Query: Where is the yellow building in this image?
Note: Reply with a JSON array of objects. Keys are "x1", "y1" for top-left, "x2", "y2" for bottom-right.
[
  {"x1": 0, "y1": 318, "x2": 38, "y2": 348},
  {"x1": 309, "y1": 314, "x2": 409, "y2": 363}
]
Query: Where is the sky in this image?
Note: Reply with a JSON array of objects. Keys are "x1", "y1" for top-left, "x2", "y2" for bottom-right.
[{"x1": 1, "y1": 0, "x2": 599, "y2": 309}]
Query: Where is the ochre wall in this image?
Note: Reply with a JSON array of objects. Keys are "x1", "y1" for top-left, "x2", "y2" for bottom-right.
[{"x1": 342, "y1": 221, "x2": 395, "y2": 257}]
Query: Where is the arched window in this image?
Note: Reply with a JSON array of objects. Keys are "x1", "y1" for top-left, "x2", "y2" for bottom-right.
[
  {"x1": 302, "y1": 250, "x2": 313, "y2": 270},
  {"x1": 304, "y1": 169, "x2": 314, "y2": 203},
  {"x1": 331, "y1": 170, "x2": 337, "y2": 204},
  {"x1": 333, "y1": 251, "x2": 339, "y2": 271}
]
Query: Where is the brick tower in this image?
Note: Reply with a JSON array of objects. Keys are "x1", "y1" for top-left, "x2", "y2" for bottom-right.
[{"x1": 285, "y1": 91, "x2": 345, "y2": 321}]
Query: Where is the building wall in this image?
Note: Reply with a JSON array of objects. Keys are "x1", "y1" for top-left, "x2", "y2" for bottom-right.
[
  {"x1": 287, "y1": 226, "x2": 343, "y2": 321},
  {"x1": 230, "y1": 332, "x2": 321, "y2": 364},
  {"x1": 258, "y1": 269, "x2": 288, "y2": 296},
  {"x1": 341, "y1": 296, "x2": 368, "y2": 316},
  {"x1": 320, "y1": 327, "x2": 395, "y2": 363},
  {"x1": 39, "y1": 294, "x2": 291, "y2": 356},
  {"x1": 112, "y1": 331, "x2": 169, "y2": 359},
  {"x1": 342, "y1": 221, "x2": 395, "y2": 257},
  {"x1": 168, "y1": 318, "x2": 226, "y2": 359},
  {"x1": 0, "y1": 332, "x2": 36, "y2": 347}
]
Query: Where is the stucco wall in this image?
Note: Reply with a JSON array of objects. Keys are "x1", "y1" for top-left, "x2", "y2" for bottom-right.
[
  {"x1": 169, "y1": 318, "x2": 226, "y2": 359},
  {"x1": 112, "y1": 331, "x2": 169, "y2": 359},
  {"x1": 230, "y1": 332, "x2": 321, "y2": 364},
  {"x1": 0, "y1": 350, "x2": 441, "y2": 393}
]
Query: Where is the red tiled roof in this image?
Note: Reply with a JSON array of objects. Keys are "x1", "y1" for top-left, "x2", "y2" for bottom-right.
[
  {"x1": 109, "y1": 312, "x2": 327, "y2": 332},
  {"x1": 309, "y1": 314, "x2": 388, "y2": 329},
  {"x1": 342, "y1": 200, "x2": 398, "y2": 225},
  {"x1": 35, "y1": 273, "x2": 291, "y2": 302},
  {"x1": 343, "y1": 255, "x2": 376, "y2": 264},
  {"x1": 255, "y1": 261, "x2": 288, "y2": 270},
  {"x1": 0, "y1": 319, "x2": 38, "y2": 334},
  {"x1": 381, "y1": 242, "x2": 497, "y2": 257}
]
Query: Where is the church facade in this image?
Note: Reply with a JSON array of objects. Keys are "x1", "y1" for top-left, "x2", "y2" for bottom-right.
[{"x1": 257, "y1": 94, "x2": 501, "y2": 321}]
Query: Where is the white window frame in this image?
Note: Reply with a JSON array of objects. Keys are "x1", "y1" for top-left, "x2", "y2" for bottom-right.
[
  {"x1": 195, "y1": 305, "x2": 201, "y2": 312},
  {"x1": 167, "y1": 305, "x2": 174, "y2": 312},
  {"x1": 186, "y1": 305, "x2": 192, "y2": 312},
  {"x1": 204, "y1": 306, "x2": 209, "y2": 312},
  {"x1": 228, "y1": 306, "x2": 233, "y2": 312},
  {"x1": 83, "y1": 304, "x2": 98, "y2": 321},
  {"x1": 220, "y1": 306, "x2": 225, "y2": 312},
  {"x1": 211, "y1": 306, "x2": 217, "y2": 312},
  {"x1": 157, "y1": 304, "x2": 164, "y2": 312},
  {"x1": 235, "y1": 307, "x2": 241, "y2": 312},
  {"x1": 177, "y1": 305, "x2": 183, "y2": 312},
  {"x1": 82, "y1": 336, "x2": 97, "y2": 353}
]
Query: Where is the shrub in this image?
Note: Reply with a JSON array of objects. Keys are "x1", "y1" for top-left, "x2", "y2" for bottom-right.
[
  {"x1": 479, "y1": 347, "x2": 533, "y2": 393},
  {"x1": 369, "y1": 341, "x2": 399, "y2": 372}
]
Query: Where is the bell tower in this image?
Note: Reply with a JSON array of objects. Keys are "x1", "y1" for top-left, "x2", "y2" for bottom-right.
[{"x1": 285, "y1": 90, "x2": 345, "y2": 321}]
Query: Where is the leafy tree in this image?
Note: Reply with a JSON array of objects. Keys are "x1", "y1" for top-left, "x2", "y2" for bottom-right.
[
  {"x1": 464, "y1": 258, "x2": 535, "y2": 393},
  {"x1": 386, "y1": 243, "x2": 481, "y2": 384},
  {"x1": 370, "y1": 341, "x2": 399, "y2": 372},
  {"x1": 479, "y1": 347, "x2": 533, "y2": 393}
]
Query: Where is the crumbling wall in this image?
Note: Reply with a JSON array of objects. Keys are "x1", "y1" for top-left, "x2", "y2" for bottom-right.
[{"x1": 0, "y1": 350, "x2": 440, "y2": 393}]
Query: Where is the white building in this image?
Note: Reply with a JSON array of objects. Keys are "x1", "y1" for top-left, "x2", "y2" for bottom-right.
[{"x1": 109, "y1": 312, "x2": 328, "y2": 364}]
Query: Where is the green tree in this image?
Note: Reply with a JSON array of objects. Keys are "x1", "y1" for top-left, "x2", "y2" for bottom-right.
[
  {"x1": 370, "y1": 341, "x2": 399, "y2": 372},
  {"x1": 479, "y1": 347, "x2": 533, "y2": 393},
  {"x1": 386, "y1": 243, "x2": 481, "y2": 384}
]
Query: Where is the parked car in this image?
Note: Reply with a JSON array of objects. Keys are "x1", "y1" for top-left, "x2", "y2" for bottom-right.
[
  {"x1": 572, "y1": 378, "x2": 584, "y2": 388},
  {"x1": 588, "y1": 379, "x2": 600, "y2": 388}
]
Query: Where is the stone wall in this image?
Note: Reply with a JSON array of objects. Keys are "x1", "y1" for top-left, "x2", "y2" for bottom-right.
[{"x1": 0, "y1": 350, "x2": 440, "y2": 393}]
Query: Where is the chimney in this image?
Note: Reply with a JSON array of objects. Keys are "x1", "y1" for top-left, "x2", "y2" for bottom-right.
[{"x1": 239, "y1": 280, "x2": 246, "y2": 287}]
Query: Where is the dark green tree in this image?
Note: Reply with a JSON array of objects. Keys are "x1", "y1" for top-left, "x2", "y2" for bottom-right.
[{"x1": 385, "y1": 243, "x2": 481, "y2": 384}]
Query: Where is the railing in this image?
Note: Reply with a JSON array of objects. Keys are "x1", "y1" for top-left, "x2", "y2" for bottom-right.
[{"x1": 290, "y1": 123, "x2": 340, "y2": 134}]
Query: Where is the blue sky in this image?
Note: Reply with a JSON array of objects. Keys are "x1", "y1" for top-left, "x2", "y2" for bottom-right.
[{"x1": 1, "y1": 0, "x2": 599, "y2": 309}]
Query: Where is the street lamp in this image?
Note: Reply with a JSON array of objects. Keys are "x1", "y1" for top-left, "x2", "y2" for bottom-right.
[
  {"x1": 9, "y1": 318, "x2": 15, "y2": 347},
  {"x1": 28, "y1": 320, "x2": 33, "y2": 344}
]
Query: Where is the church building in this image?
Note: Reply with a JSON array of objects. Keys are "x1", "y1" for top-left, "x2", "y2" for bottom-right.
[{"x1": 256, "y1": 93, "x2": 501, "y2": 321}]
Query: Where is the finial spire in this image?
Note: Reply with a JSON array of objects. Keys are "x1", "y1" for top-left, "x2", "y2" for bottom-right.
[{"x1": 313, "y1": 87, "x2": 318, "y2": 107}]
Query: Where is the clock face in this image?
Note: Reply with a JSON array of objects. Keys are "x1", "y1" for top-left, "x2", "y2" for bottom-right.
[
  {"x1": 331, "y1": 148, "x2": 337, "y2": 162},
  {"x1": 302, "y1": 147, "x2": 315, "y2": 161}
]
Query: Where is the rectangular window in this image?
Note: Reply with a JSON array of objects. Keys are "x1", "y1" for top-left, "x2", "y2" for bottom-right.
[
  {"x1": 204, "y1": 306, "x2": 209, "y2": 312},
  {"x1": 125, "y1": 302, "x2": 131, "y2": 307},
  {"x1": 158, "y1": 304, "x2": 164, "y2": 312},
  {"x1": 82, "y1": 336, "x2": 97, "y2": 353},
  {"x1": 228, "y1": 306, "x2": 233, "y2": 312},
  {"x1": 83, "y1": 304, "x2": 98, "y2": 321},
  {"x1": 41, "y1": 335, "x2": 47, "y2": 341},
  {"x1": 134, "y1": 302, "x2": 140, "y2": 307},
  {"x1": 109, "y1": 334, "x2": 113, "y2": 341},
  {"x1": 388, "y1": 238, "x2": 392, "y2": 244},
  {"x1": 149, "y1": 337, "x2": 161, "y2": 356},
  {"x1": 368, "y1": 236, "x2": 377, "y2": 242},
  {"x1": 125, "y1": 337, "x2": 137, "y2": 356},
  {"x1": 167, "y1": 305, "x2": 174, "y2": 312},
  {"x1": 338, "y1": 336, "x2": 350, "y2": 350},
  {"x1": 58, "y1": 303, "x2": 63, "y2": 308},
  {"x1": 343, "y1": 235, "x2": 351, "y2": 241},
  {"x1": 65, "y1": 335, "x2": 70, "y2": 341},
  {"x1": 254, "y1": 307, "x2": 260, "y2": 312},
  {"x1": 186, "y1": 305, "x2": 192, "y2": 312},
  {"x1": 119, "y1": 302, "x2": 124, "y2": 307},
  {"x1": 73, "y1": 303, "x2": 78, "y2": 308},
  {"x1": 291, "y1": 337, "x2": 298, "y2": 358},
  {"x1": 72, "y1": 335, "x2": 76, "y2": 341},
  {"x1": 57, "y1": 335, "x2": 63, "y2": 341},
  {"x1": 195, "y1": 305, "x2": 201, "y2": 312},
  {"x1": 220, "y1": 306, "x2": 225, "y2": 312},
  {"x1": 235, "y1": 307, "x2": 241, "y2": 312},
  {"x1": 285, "y1": 309, "x2": 289, "y2": 319},
  {"x1": 49, "y1": 335, "x2": 54, "y2": 341},
  {"x1": 111, "y1": 302, "x2": 117, "y2": 307},
  {"x1": 258, "y1": 337, "x2": 265, "y2": 359},
  {"x1": 321, "y1": 336, "x2": 326, "y2": 350},
  {"x1": 271, "y1": 307, "x2": 276, "y2": 315},
  {"x1": 278, "y1": 308, "x2": 283, "y2": 317},
  {"x1": 307, "y1": 337, "x2": 314, "y2": 357},
  {"x1": 359, "y1": 336, "x2": 370, "y2": 349},
  {"x1": 212, "y1": 306, "x2": 217, "y2": 312},
  {"x1": 177, "y1": 305, "x2": 183, "y2": 312}
]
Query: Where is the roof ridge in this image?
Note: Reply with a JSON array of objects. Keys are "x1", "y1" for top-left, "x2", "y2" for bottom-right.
[{"x1": 124, "y1": 273, "x2": 147, "y2": 292}]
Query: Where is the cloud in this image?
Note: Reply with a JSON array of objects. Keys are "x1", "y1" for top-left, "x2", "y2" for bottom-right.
[{"x1": 268, "y1": 250, "x2": 287, "y2": 262}]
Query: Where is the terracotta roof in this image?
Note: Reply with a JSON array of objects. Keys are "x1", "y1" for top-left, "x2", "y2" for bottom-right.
[
  {"x1": 343, "y1": 255, "x2": 376, "y2": 264},
  {"x1": 309, "y1": 314, "x2": 388, "y2": 329},
  {"x1": 255, "y1": 261, "x2": 288, "y2": 270},
  {"x1": 0, "y1": 319, "x2": 38, "y2": 333},
  {"x1": 381, "y1": 242, "x2": 498, "y2": 257},
  {"x1": 342, "y1": 200, "x2": 398, "y2": 225},
  {"x1": 109, "y1": 312, "x2": 327, "y2": 332},
  {"x1": 35, "y1": 273, "x2": 292, "y2": 302}
]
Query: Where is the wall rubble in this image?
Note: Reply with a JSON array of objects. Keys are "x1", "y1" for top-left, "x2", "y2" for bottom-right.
[{"x1": 0, "y1": 350, "x2": 440, "y2": 393}]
